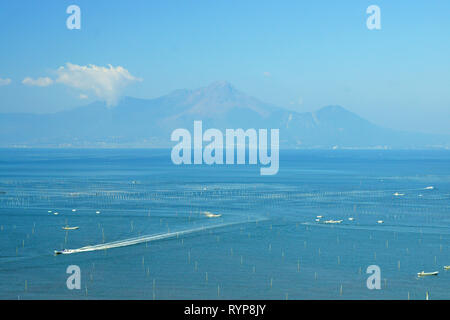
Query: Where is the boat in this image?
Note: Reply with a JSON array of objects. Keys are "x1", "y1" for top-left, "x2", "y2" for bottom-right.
[
  {"x1": 444, "y1": 266, "x2": 450, "y2": 270},
  {"x1": 348, "y1": 217, "x2": 354, "y2": 221},
  {"x1": 393, "y1": 192, "x2": 405, "y2": 196},
  {"x1": 202, "y1": 211, "x2": 222, "y2": 218},
  {"x1": 424, "y1": 186, "x2": 434, "y2": 190},
  {"x1": 324, "y1": 219, "x2": 343, "y2": 224},
  {"x1": 316, "y1": 215, "x2": 323, "y2": 218},
  {"x1": 54, "y1": 249, "x2": 74, "y2": 255},
  {"x1": 377, "y1": 220, "x2": 384, "y2": 224},
  {"x1": 62, "y1": 226, "x2": 79, "y2": 230},
  {"x1": 417, "y1": 271, "x2": 439, "y2": 277}
]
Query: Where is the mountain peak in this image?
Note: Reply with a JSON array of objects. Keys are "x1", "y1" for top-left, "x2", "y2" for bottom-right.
[
  {"x1": 201, "y1": 81, "x2": 239, "y2": 96},
  {"x1": 314, "y1": 105, "x2": 372, "y2": 129},
  {"x1": 158, "y1": 81, "x2": 271, "y2": 118},
  {"x1": 207, "y1": 80, "x2": 235, "y2": 90}
]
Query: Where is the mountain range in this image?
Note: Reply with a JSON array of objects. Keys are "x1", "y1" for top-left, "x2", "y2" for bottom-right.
[{"x1": 0, "y1": 81, "x2": 449, "y2": 149}]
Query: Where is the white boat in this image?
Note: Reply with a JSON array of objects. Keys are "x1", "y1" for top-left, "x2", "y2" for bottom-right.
[
  {"x1": 444, "y1": 266, "x2": 450, "y2": 270},
  {"x1": 377, "y1": 220, "x2": 384, "y2": 224},
  {"x1": 324, "y1": 219, "x2": 343, "y2": 224},
  {"x1": 96, "y1": 211, "x2": 101, "y2": 214},
  {"x1": 202, "y1": 211, "x2": 222, "y2": 218},
  {"x1": 53, "y1": 212, "x2": 59, "y2": 215},
  {"x1": 424, "y1": 186, "x2": 434, "y2": 190},
  {"x1": 62, "y1": 226, "x2": 79, "y2": 230},
  {"x1": 315, "y1": 219, "x2": 320, "y2": 222},
  {"x1": 316, "y1": 215, "x2": 323, "y2": 218},
  {"x1": 54, "y1": 249, "x2": 75, "y2": 255},
  {"x1": 417, "y1": 271, "x2": 439, "y2": 277},
  {"x1": 348, "y1": 217, "x2": 354, "y2": 221},
  {"x1": 393, "y1": 192, "x2": 405, "y2": 196}
]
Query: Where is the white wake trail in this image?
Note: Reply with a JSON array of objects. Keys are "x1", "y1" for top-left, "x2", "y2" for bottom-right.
[{"x1": 56, "y1": 218, "x2": 264, "y2": 255}]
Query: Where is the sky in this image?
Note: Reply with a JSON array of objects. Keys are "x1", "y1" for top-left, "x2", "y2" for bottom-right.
[{"x1": 0, "y1": 0, "x2": 449, "y2": 134}]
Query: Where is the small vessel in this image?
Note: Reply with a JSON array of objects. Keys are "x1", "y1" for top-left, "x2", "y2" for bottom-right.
[
  {"x1": 324, "y1": 219, "x2": 343, "y2": 224},
  {"x1": 315, "y1": 219, "x2": 320, "y2": 222},
  {"x1": 62, "y1": 226, "x2": 79, "y2": 230},
  {"x1": 96, "y1": 211, "x2": 101, "y2": 214},
  {"x1": 393, "y1": 192, "x2": 405, "y2": 196},
  {"x1": 377, "y1": 220, "x2": 384, "y2": 224},
  {"x1": 202, "y1": 211, "x2": 222, "y2": 218},
  {"x1": 348, "y1": 217, "x2": 354, "y2": 221},
  {"x1": 53, "y1": 212, "x2": 59, "y2": 215},
  {"x1": 417, "y1": 271, "x2": 439, "y2": 277},
  {"x1": 317, "y1": 215, "x2": 323, "y2": 219},
  {"x1": 424, "y1": 186, "x2": 434, "y2": 190},
  {"x1": 54, "y1": 249, "x2": 74, "y2": 255},
  {"x1": 72, "y1": 209, "x2": 77, "y2": 212},
  {"x1": 444, "y1": 266, "x2": 450, "y2": 270}
]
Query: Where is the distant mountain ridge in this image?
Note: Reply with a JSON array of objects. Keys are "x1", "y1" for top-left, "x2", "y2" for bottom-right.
[{"x1": 0, "y1": 81, "x2": 449, "y2": 149}]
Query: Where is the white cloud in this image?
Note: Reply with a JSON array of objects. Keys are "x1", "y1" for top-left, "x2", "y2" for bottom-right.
[
  {"x1": 55, "y1": 63, "x2": 142, "y2": 106},
  {"x1": 22, "y1": 77, "x2": 53, "y2": 87},
  {"x1": 0, "y1": 78, "x2": 12, "y2": 86}
]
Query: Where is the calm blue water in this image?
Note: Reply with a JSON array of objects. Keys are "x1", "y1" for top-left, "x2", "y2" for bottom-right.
[{"x1": 0, "y1": 148, "x2": 449, "y2": 299}]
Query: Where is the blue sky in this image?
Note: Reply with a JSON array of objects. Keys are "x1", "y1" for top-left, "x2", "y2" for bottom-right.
[{"x1": 0, "y1": 0, "x2": 449, "y2": 134}]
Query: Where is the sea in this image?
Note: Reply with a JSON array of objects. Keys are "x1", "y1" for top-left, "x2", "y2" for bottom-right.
[{"x1": 0, "y1": 148, "x2": 449, "y2": 300}]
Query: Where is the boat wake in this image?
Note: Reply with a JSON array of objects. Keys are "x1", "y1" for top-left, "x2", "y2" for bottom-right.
[{"x1": 55, "y1": 218, "x2": 265, "y2": 255}]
